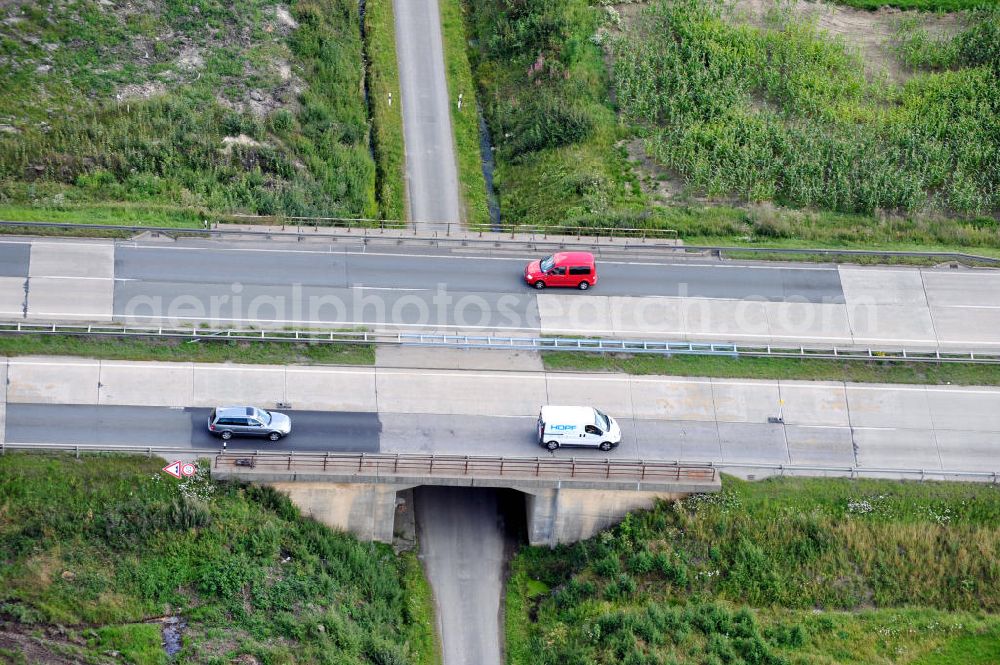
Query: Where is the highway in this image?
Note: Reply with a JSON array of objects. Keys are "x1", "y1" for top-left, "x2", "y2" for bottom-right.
[
  {"x1": 106, "y1": 242, "x2": 843, "y2": 300},
  {"x1": 9, "y1": 235, "x2": 1000, "y2": 347},
  {"x1": 4, "y1": 357, "x2": 999, "y2": 473}
]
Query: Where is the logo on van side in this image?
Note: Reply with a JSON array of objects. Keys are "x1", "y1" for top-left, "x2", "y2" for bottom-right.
[{"x1": 550, "y1": 424, "x2": 577, "y2": 431}]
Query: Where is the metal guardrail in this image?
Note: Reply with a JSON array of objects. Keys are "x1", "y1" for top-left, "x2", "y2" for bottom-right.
[
  {"x1": 2, "y1": 321, "x2": 1000, "y2": 364},
  {"x1": 716, "y1": 462, "x2": 1000, "y2": 483},
  {"x1": 212, "y1": 451, "x2": 718, "y2": 484},
  {"x1": 0, "y1": 442, "x2": 220, "y2": 457},
  {"x1": 222, "y1": 214, "x2": 682, "y2": 241},
  {"x1": 1, "y1": 444, "x2": 995, "y2": 484},
  {"x1": 2, "y1": 219, "x2": 999, "y2": 265}
]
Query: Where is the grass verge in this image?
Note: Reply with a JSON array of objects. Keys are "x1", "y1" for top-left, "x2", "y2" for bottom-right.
[
  {"x1": 506, "y1": 475, "x2": 1000, "y2": 664},
  {"x1": 365, "y1": 0, "x2": 406, "y2": 222},
  {"x1": 0, "y1": 202, "x2": 204, "y2": 228},
  {"x1": 542, "y1": 351, "x2": 1000, "y2": 385},
  {"x1": 0, "y1": 453, "x2": 438, "y2": 664},
  {"x1": 439, "y1": 0, "x2": 490, "y2": 226},
  {"x1": 629, "y1": 203, "x2": 1000, "y2": 258},
  {"x1": 0, "y1": 334, "x2": 375, "y2": 365},
  {"x1": 834, "y1": 0, "x2": 997, "y2": 9},
  {"x1": 400, "y1": 551, "x2": 441, "y2": 665}
]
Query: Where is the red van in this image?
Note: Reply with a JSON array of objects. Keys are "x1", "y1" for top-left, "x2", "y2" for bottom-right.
[{"x1": 524, "y1": 252, "x2": 597, "y2": 290}]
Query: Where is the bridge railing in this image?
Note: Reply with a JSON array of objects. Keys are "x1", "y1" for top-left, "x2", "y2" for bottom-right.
[
  {"x1": 221, "y1": 214, "x2": 682, "y2": 241},
  {"x1": 212, "y1": 451, "x2": 719, "y2": 484}
]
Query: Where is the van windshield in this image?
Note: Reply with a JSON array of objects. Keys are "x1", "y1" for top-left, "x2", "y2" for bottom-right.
[
  {"x1": 595, "y1": 409, "x2": 611, "y2": 431},
  {"x1": 540, "y1": 255, "x2": 555, "y2": 272}
]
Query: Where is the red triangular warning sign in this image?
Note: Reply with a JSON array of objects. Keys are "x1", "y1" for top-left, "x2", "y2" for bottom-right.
[{"x1": 162, "y1": 461, "x2": 183, "y2": 478}]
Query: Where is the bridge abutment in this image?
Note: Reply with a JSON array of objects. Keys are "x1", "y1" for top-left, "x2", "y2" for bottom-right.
[
  {"x1": 519, "y1": 487, "x2": 686, "y2": 547},
  {"x1": 267, "y1": 481, "x2": 413, "y2": 543}
]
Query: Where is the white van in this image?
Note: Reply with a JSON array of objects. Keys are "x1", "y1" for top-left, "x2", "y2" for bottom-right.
[{"x1": 537, "y1": 405, "x2": 622, "y2": 452}]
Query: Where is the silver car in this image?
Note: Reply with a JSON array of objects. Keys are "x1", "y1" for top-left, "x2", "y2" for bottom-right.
[{"x1": 208, "y1": 406, "x2": 291, "y2": 441}]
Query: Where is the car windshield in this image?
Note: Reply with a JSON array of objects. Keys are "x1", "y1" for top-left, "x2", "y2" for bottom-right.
[
  {"x1": 257, "y1": 409, "x2": 272, "y2": 424},
  {"x1": 539, "y1": 255, "x2": 555, "y2": 272},
  {"x1": 595, "y1": 410, "x2": 611, "y2": 431}
]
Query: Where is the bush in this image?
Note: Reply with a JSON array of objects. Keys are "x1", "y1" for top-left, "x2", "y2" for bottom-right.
[
  {"x1": 594, "y1": 554, "x2": 622, "y2": 578},
  {"x1": 496, "y1": 96, "x2": 594, "y2": 159}
]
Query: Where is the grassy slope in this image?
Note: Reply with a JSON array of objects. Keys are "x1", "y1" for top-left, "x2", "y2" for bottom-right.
[
  {"x1": 614, "y1": 3, "x2": 1000, "y2": 218},
  {"x1": 0, "y1": 0, "x2": 376, "y2": 225},
  {"x1": 506, "y1": 476, "x2": 1000, "y2": 664},
  {"x1": 365, "y1": 0, "x2": 406, "y2": 222},
  {"x1": 0, "y1": 334, "x2": 375, "y2": 365},
  {"x1": 0, "y1": 453, "x2": 438, "y2": 665},
  {"x1": 465, "y1": 0, "x2": 1000, "y2": 251},
  {"x1": 439, "y1": 0, "x2": 490, "y2": 226},
  {"x1": 542, "y1": 352, "x2": 1000, "y2": 385}
]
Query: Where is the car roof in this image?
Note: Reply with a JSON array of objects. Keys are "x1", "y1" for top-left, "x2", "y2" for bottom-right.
[
  {"x1": 216, "y1": 406, "x2": 258, "y2": 417},
  {"x1": 552, "y1": 251, "x2": 595, "y2": 264},
  {"x1": 541, "y1": 405, "x2": 598, "y2": 422}
]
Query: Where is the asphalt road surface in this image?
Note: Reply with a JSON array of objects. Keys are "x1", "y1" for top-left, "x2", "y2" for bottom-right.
[
  {"x1": 415, "y1": 486, "x2": 506, "y2": 665},
  {"x1": 109, "y1": 243, "x2": 844, "y2": 301},
  {"x1": 101, "y1": 242, "x2": 846, "y2": 328},
  {"x1": 393, "y1": 0, "x2": 462, "y2": 230},
  {"x1": 0, "y1": 242, "x2": 29, "y2": 277},
  {"x1": 4, "y1": 404, "x2": 381, "y2": 452}
]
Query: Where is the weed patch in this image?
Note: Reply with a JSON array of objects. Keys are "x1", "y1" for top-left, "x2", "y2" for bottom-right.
[
  {"x1": 612, "y1": 1, "x2": 1000, "y2": 217},
  {"x1": 0, "y1": 0, "x2": 377, "y2": 220},
  {"x1": 0, "y1": 453, "x2": 437, "y2": 664},
  {"x1": 506, "y1": 476, "x2": 1000, "y2": 663}
]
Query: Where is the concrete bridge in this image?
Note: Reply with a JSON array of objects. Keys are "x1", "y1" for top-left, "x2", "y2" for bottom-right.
[{"x1": 211, "y1": 452, "x2": 720, "y2": 546}]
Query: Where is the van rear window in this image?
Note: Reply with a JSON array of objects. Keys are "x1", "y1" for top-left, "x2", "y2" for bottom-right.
[{"x1": 569, "y1": 266, "x2": 591, "y2": 275}]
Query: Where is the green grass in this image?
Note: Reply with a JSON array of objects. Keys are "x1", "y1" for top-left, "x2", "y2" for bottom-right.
[
  {"x1": 542, "y1": 352, "x2": 1000, "y2": 385},
  {"x1": 465, "y1": 0, "x2": 649, "y2": 231},
  {"x1": 631, "y1": 202, "x2": 1000, "y2": 255},
  {"x1": 913, "y1": 625, "x2": 1000, "y2": 664},
  {"x1": 439, "y1": 0, "x2": 490, "y2": 226},
  {"x1": 89, "y1": 623, "x2": 166, "y2": 665},
  {"x1": 465, "y1": 0, "x2": 1000, "y2": 252},
  {"x1": 613, "y1": 2, "x2": 1000, "y2": 218},
  {"x1": 0, "y1": 0, "x2": 378, "y2": 220},
  {"x1": 506, "y1": 476, "x2": 1000, "y2": 664},
  {"x1": 365, "y1": 0, "x2": 407, "y2": 222},
  {"x1": 835, "y1": 0, "x2": 997, "y2": 9},
  {"x1": 0, "y1": 334, "x2": 375, "y2": 366},
  {"x1": 0, "y1": 453, "x2": 438, "y2": 664},
  {"x1": 0, "y1": 202, "x2": 204, "y2": 228},
  {"x1": 914, "y1": 627, "x2": 1000, "y2": 665},
  {"x1": 400, "y1": 551, "x2": 441, "y2": 665}
]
